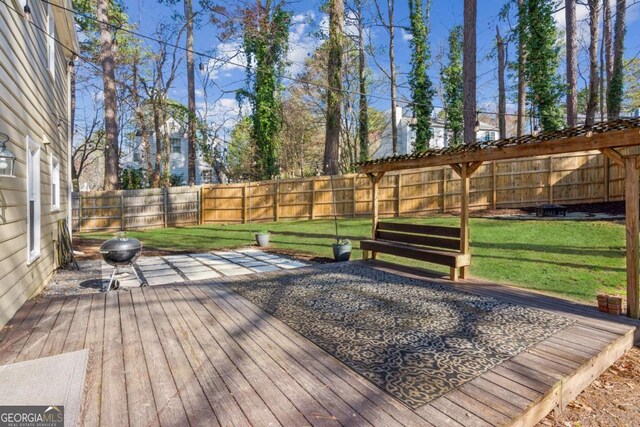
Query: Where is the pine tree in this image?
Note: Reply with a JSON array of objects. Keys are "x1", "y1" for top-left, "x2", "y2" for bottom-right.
[
  {"x1": 441, "y1": 26, "x2": 463, "y2": 147},
  {"x1": 408, "y1": 0, "x2": 434, "y2": 151},
  {"x1": 522, "y1": 0, "x2": 564, "y2": 131}
]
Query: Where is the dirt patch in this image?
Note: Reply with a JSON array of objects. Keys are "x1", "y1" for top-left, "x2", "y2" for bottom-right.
[
  {"x1": 458, "y1": 201, "x2": 627, "y2": 218},
  {"x1": 539, "y1": 346, "x2": 640, "y2": 426}
]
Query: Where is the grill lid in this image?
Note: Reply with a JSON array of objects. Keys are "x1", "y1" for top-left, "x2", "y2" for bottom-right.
[{"x1": 100, "y1": 232, "x2": 142, "y2": 253}]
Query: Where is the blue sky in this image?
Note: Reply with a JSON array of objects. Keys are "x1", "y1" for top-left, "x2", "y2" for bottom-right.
[{"x1": 105, "y1": 0, "x2": 640, "y2": 126}]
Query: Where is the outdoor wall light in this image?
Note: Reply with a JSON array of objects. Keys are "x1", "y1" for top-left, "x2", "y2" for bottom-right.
[
  {"x1": 23, "y1": 4, "x2": 32, "y2": 21},
  {"x1": 0, "y1": 133, "x2": 17, "y2": 177}
]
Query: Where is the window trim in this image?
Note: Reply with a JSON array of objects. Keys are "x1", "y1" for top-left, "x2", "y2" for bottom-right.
[
  {"x1": 170, "y1": 137, "x2": 182, "y2": 154},
  {"x1": 47, "y1": 3, "x2": 56, "y2": 80},
  {"x1": 50, "y1": 154, "x2": 60, "y2": 211},
  {"x1": 26, "y1": 136, "x2": 41, "y2": 264}
]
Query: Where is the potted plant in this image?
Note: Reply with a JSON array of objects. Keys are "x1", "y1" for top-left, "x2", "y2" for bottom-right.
[
  {"x1": 255, "y1": 230, "x2": 270, "y2": 247},
  {"x1": 332, "y1": 239, "x2": 352, "y2": 262}
]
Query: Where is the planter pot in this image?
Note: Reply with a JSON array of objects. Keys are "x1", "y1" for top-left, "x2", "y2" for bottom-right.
[
  {"x1": 255, "y1": 233, "x2": 270, "y2": 247},
  {"x1": 332, "y1": 243, "x2": 352, "y2": 262}
]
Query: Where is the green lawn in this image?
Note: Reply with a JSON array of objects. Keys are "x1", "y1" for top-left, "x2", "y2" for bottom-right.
[{"x1": 82, "y1": 217, "x2": 627, "y2": 302}]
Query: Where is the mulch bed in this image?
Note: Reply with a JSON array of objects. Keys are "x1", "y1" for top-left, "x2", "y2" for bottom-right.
[{"x1": 539, "y1": 346, "x2": 640, "y2": 426}]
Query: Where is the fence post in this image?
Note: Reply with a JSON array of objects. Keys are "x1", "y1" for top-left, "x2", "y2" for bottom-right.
[
  {"x1": 396, "y1": 173, "x2": 402, "y2": 217},
  {"x1": 352, "y1": 175, "x2": 357, "y2": 218},
  {"x1": 242, "y1": 184, "x2": 248, "y2": 224},
  {"x1": 120, "y1": 192, "x2": 125, "y2": 231},
  {"x1": 310, "y1": 178, "x2": 316, "y2": 220},
  {"x1": 163, "y1": 187, "x2": 168, "y2": 228},
  {"x1": 78, "y1": 194, "x2": 83, "y2": 233},
  {"x1": 442, "y1": 167, "x2": 447, "y2": 213},
  {"x1": 274, "y1": 182, "x2": 280, "y2": 222},
  {"x1": 604, "y1": 156, "x2": 610, "y2": 202},
  {"x1": 198, "y1": 186, "x2": 203, "y2": 225},
  {"x1": 549, "y1": 156, "x2": 554, "y2": 204},
  {"x1": 492, "y1": 161, "x2": 497, "y2": 210}
]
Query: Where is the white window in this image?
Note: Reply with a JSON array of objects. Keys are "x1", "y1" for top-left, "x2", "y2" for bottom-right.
[
  {"x1": 26, "y1": 137, "x2": 41, "y2": 263},
  {"x1": 170, "y1": 137, "x2": 182, "y2": 154},
  {"x1": 51, "y1": 155, "x2": 60, "y2": 210},
  {"x1": 201, "y1": 169, "x2": 213, "y2": 184},
  {"x1": 47, "y1": 3, "x2": 56, "y2": 79}
]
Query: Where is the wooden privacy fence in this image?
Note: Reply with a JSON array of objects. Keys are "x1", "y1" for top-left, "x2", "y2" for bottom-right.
[
  {"x1": 73, "y1": 150, "x2": 628, "y2": 232},
  {"x1": 72, "y1": 186, "x2": 200, "y2": 232}
]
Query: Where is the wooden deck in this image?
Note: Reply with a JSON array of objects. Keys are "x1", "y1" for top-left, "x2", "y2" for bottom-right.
[{"x1": 0, "y1": 262, "x2": 638, "y2": 427}]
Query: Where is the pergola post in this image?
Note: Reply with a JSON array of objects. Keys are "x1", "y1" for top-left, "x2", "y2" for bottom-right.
[
  {"x1": 459, "y1": 163, "x2": 470, "y2": 279},
  {"x1": 369, "y1": 172, "x2": 385, "y2": 239},
  {"x1": 624, "y1": 156, "x2": 640, "y2": 319},
  {"x1": 451, "y1": 162, "x2": 482, "y2": 279}
]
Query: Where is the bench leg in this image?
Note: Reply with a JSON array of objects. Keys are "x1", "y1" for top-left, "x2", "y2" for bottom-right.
[
  {"x1": 450, "y1": 267, "x2": 459, "y2": 281},
  {"x1": 362, "y1": 250, "x2": 369, "y2": 261},
  {"x1": 371, "y1": 251, "x2": 377, "y2": 260},
  {"x1": 460, "y1": 266, "x2": 469, "y2": 280}
]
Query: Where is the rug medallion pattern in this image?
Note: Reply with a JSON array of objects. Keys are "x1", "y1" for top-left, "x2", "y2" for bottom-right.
[{"x1": 224, "y1": 264, "x2": 574, "y2": 408}]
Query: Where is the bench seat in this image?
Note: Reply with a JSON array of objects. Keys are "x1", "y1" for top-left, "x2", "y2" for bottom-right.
[
  {"x1": 360, "y1": 221, "x2": 470, "y2": 281},
  {"x1": 360, "y1": 239, "x2": 470, "y2": 268}
]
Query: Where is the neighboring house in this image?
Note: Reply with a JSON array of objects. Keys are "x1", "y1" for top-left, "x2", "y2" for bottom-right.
[
  {"x1": 121, "y1": 117, "x2": 220, "y2": 184},
  {"x1": 373, "y1": 107, "x2": 500, "y2": 159},
  {"x1": 0, "y1": 1, "x2": 78, "y2": 327}
]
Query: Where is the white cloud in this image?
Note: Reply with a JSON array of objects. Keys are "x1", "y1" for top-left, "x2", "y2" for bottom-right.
[
  {"x1": 287, "y1": 11, "x2": 321, "y2": 74},
  {"x1": 401, "y1": 28, "x2": 413, "y2": 42}
]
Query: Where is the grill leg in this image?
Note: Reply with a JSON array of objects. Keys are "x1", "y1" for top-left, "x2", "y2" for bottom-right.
[
  {"x1": 130, "y1": 264, "x2": 146, "y2": 287},
  {"x1": 105, "y1": 267, "x2": 118, "y2": 292}
]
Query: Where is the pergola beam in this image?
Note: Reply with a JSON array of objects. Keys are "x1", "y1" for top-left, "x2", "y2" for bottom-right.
[
  {"x1": 600, "y1": 148, "x2": 625, "y2": 167},
  {"x1": 359, "y1": 127, "x2": 640, "y2": 174}
]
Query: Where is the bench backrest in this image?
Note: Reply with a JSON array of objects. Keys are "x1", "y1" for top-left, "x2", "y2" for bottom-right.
[{"x1": 375, "y1": 222, "x2": 462, "y2": 252}]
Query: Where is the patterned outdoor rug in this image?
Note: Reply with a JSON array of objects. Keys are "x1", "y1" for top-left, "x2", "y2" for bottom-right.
[{"x1": 224, "y1": 263, "x2": 575, "y2": 408}]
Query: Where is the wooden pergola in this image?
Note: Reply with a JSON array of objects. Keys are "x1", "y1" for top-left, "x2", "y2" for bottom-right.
[{"x1": 356, "y1": 118, "x2": 640, "y2": 319}]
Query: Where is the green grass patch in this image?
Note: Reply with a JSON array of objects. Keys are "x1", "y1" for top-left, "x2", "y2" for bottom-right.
[{"x1": 82, "y1": 217, "x2": 627, "y2": 302}]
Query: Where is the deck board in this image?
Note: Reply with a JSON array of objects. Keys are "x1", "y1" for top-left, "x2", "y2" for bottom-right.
[{"x1": 0, "y1": 261, "x2": 637, "y2": 427}]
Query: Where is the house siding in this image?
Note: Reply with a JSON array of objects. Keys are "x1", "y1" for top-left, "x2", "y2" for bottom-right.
[{"x1": 0, "y1": 1, "x2": 75, "y2": 327}]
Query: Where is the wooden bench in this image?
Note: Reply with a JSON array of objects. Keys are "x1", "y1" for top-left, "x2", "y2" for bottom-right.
[{"x1": 360, "y1": 222, "x2": 471, "y2": 281}]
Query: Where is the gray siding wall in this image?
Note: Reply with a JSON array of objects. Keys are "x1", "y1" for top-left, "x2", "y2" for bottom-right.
[{"x1": 0, "y1": 1, "x2": 72, "y2": 327}]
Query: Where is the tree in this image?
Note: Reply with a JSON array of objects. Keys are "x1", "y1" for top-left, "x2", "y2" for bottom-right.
[
  {"x1": 522, "y1": 0, "x2": 564, "y2": 131},
  {"x1": 608, "y1": 0, "x2": 626, "y2": 118},
  {"x1": 463, "y1": 0, "x2": 477, "y2": 143},
  {"x1": 72, "y1": 109, "x2": 105, "y2": 192},
  {"x1": 354, "y1": 0, "x2": 369, "y2": 162},
  {"x1": 565, "y1": 0, "x2": 578, "y2": 126},
  {"x1": 324, "y1": 0, "x2": 344, "y2": 174},
  {"x1": 585, "y1": 0, "x2": 600, "y2": 126},
  {"x1": 602, "y1": 0, "x2": 613, "y2": 114},
  {"x1": 517, "y1": 0, "x2": 527, "y2": 136},
  {"x1": 408, "y1": 0, "x2": 434, "y2": 151},
  {"x1": 623, "y1": 58, "x2": 640, "y2": 112},
  {"x1": 185, "y1": 0, "x2": 197, "y2": 185},
  {"x1": 96, "y1": 0, "x2": 120, "y2": 189},
  {"x1": 496, "y1": 25, "x2": 507, "y2": 139},
  {"x1": 373, "y1": 0, "x2": 399, "y2": 154},
  {"x1": 441, "y1": 26, "x2": 464, "y2": 146}
]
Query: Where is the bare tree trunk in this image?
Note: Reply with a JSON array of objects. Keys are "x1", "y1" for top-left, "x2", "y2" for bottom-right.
[
  {"x1": 600, "y1": 28, "x2": 605, "y2": 121},
  {"x1": 463, "y1": 0, "x2": 477, "y2": 144},
  {"x1": 97, "y1": 0, "x2": 120, "y2": 190},
  {"x1": 388, "y1": 0, "x2": 398, "y2": 154},
  {"x1": 185, "y1": 0, "x2": 196, "y2": 185},
  {"x1": 603, "y1": 0, "x2": 613, "y2": 108},
  {"x1": 152, "y1": 106, "x2": 162, "y2": 187},
  {"x1": 585, "y1": 0, "x2": 600, "y2": 126},
  {"x1": 496, "y1": 26, "x2": 507, "y2": 139},
  {"x1": 356, "y1": 0, "x2": 369, "y2": 162},
  {"x1": 517, "y1": 0, "x2": 526, "y2": 136},
  {"x1": 566, "y1": 0, "x2": 578, "y2": 126},
  {"x1": 323, "y1": 0, "x2": 344, "y2": 175},
  {"x1": 608, "y1": 0, "x2": 626, "y2": 119}
]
